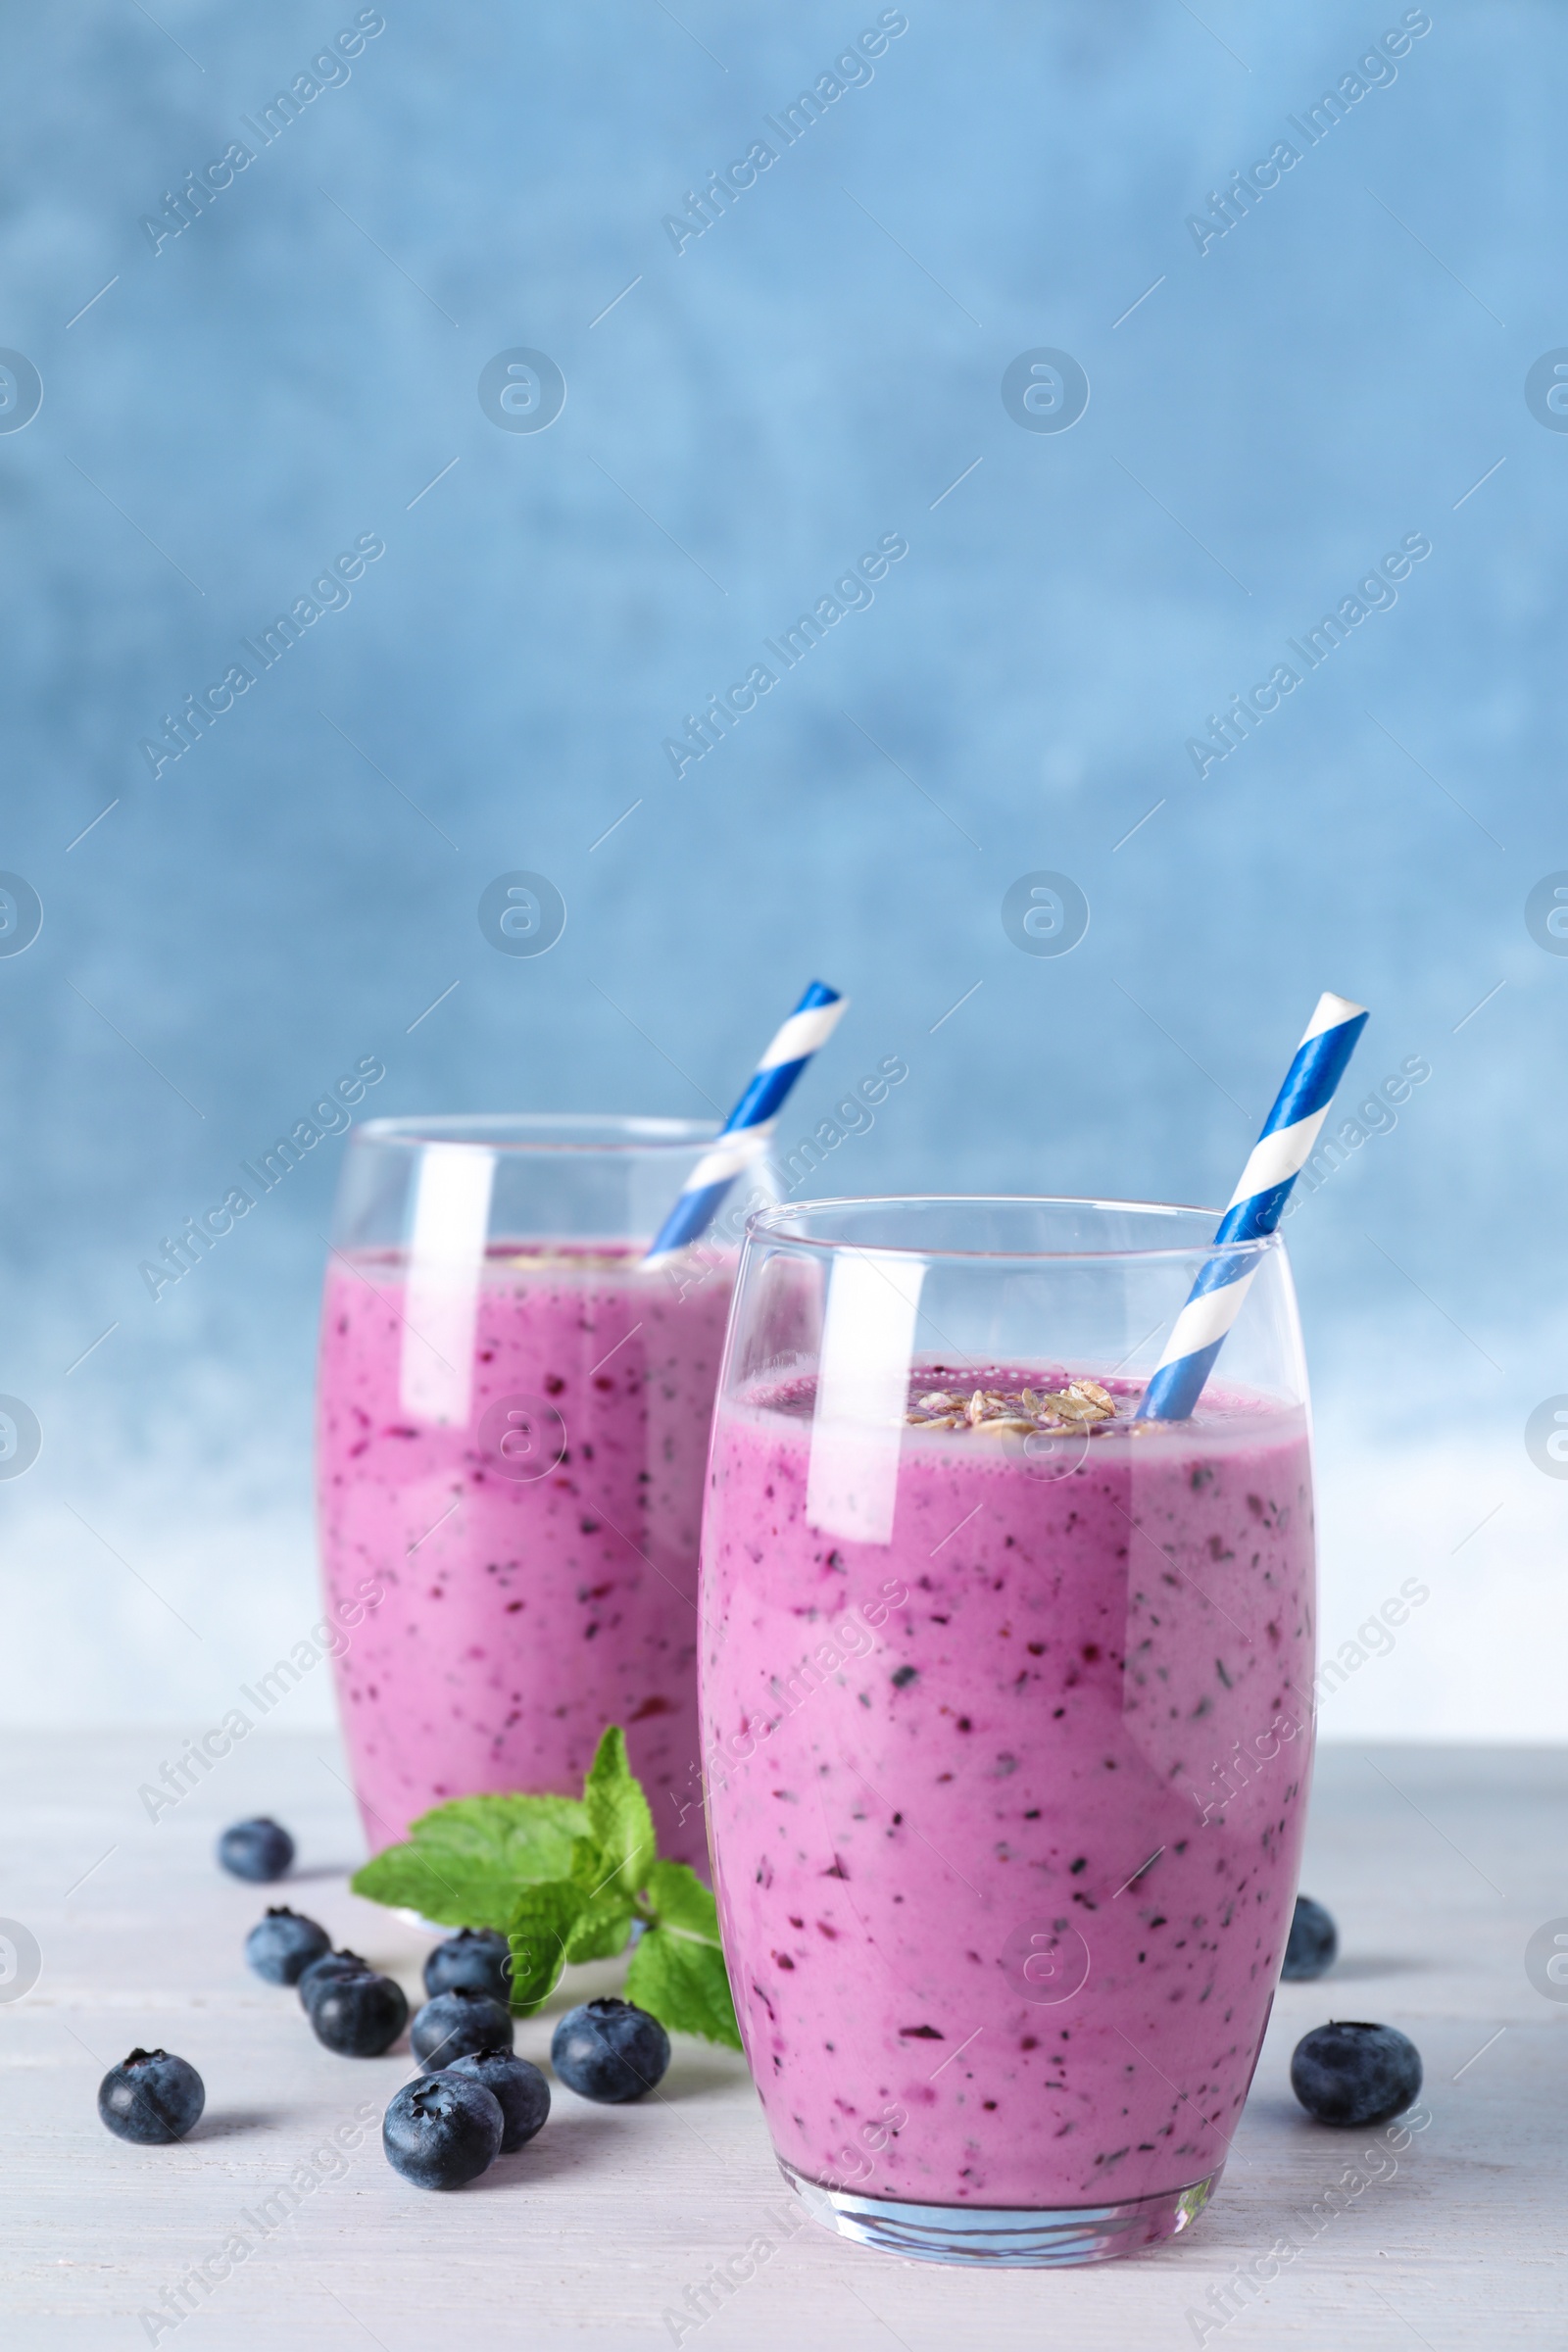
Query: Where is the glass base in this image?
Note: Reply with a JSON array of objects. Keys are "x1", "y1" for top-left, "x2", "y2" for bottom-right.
[{"x1": 777, "y1": 2159, "x2": 1221, "y2": 2268}]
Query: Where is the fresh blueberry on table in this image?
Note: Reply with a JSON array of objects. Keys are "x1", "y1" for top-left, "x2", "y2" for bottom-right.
[
  {"x1": 244, "y1": 1906, "x2": 331, "y2": 1985},
  {"x1": 1282, "y1": 1894, "x2": 1338, "y2": 1982},
  {"x1": 383, "y1": 2072, "x2": 505, "y2": 2189},
  {"x1": 98, "y1": 2048, "x2": 206, "y2": 2144},
  {"x1": 551, "y1": 1997, "x2": 670, "y2": 2103},
  {"x1": 217, "y1": 1817, "x2": 295, "y2": 1883},
  {"x1": 298, "y1": 1949, "x2": 371, "y2": 2012},
  {"x1": 310, "y1": 1969, "x2": 410, "y2": 2057},
  {"x1": 412, "y1": 1987, "x2": 514, "y2": 2070},
  {"x1": 1291, "y1": 2021, "x2": 1423, "y2": 2128},
  {"x1": 423, "y1": 1927, "x2": 513, "y2": 2007},
  {"x1": 447, "y1": 2047, "x2": 550, "y2": 2151}
]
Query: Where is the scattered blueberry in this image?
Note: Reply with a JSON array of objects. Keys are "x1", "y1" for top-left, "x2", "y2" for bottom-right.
[
  {"x1": 551, "y1": 1997, "x2": 670, "y2": 2103},
  {"x1": 311, "y1": 1969, "x2": 409, "y2": 2058},
  {"x1": 1291, "y1": 2022, "x2": 1423, "y2": 2129},
  {"x1": 298, "y1": 1949, "x2": 371, "y2": 2013},
  {"x1": 383, "y1": 2073, "x2": 504, "y2": 2189},
  {"x1": 412, "y1": 1987, "x2": 514, "y2": 2070},
  {"x1": 98, "y1": 2048, "x2": 206, "y2": 2144},
  {"x1": 244, "y1": 1906, "x2": 331, "y2": 1986},
  {"x1": 424, "y1": 1928, "x2": 513, "y2": 2007},
  {"x1": 1283, "y1": 1894, "x2": 1339, "y2": 1982},
  {"x1": 447, "y1": 2047, "x2": 550, "y2": 2151},
  {"x1": 217, "y1": 1817, "x2": 295, "y2": 1883}
]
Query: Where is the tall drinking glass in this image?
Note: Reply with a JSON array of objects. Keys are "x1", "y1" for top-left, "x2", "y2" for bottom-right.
[
  {"x1": 318, "y1": 1114, "x2": 777, "y2": 1870},
  {"x1": 700, "y1": 1197, "x2": 1315, "y2": 2265}
]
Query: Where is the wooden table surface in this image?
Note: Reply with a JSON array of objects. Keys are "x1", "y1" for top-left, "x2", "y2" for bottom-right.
[{"x1": 3, "y1": 1733, "x2": 1564, "y2": 2350}]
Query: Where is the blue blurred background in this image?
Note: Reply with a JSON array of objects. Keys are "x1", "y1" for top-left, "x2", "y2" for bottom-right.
[{"x1": 1, "y1": 0, "x2": 1561, "y2": 1740}]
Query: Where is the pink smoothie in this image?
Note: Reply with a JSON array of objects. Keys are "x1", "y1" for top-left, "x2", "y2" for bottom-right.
[
  {"x1": 700, "y1": 1366, "x2": 1314, "y2": 2213},
  {"x1": 318, "y1": 1243, "x2": 731, "y2": 1867}
]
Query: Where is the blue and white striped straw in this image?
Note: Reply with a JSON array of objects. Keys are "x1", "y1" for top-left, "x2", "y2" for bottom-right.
[
  {"x1": 1137, "y1": 991, "x2": 1369, "y2": 1422},
  {"x1": 643, "y1": 981, "x2": 847, "y2": 1269}
]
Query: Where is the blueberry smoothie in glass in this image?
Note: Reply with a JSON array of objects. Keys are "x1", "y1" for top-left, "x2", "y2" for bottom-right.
[
  {"x1": 699, "y1": 1198, "x2": 1317, "y2": 2263},
  {"x1": 318, "y1": 1117, "x2": 771, "y2": 1872}
]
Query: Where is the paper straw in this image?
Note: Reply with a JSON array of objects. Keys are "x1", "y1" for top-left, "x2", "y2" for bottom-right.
[
  {"x1": 643, "y1": 981, "x2": 847, "y2": 1269},
  {"x1": 1137, "y1": 991, "x2": 1369, "y2": 1422}
]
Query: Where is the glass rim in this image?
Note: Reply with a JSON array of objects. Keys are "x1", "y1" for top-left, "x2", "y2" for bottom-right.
[
  {"x1": 351, "y1": 1112, "x2": 723, "y2": 1155},
  {"x1": 743, "y1": 1193, "x2": 1280, "y2": 1267}
]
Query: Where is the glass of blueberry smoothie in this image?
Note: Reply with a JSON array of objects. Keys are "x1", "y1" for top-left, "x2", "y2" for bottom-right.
[
  {"x1": 700, "y1": 1196, "x2": 1315, "y2": 2265},
  {"x1": 318, "y1": 1115, "x2": 777, "y2": 1870}
]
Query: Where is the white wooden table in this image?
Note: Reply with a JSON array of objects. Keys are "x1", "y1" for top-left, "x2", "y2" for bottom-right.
[{"x1": 4, "y1": 1734, "x2": 1564, "y2": 2349}]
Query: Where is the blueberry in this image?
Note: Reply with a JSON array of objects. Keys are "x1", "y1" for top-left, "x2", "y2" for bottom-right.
[
  {"x1": 298, "y1": 1949, "x2": 371, "y2": 2012},
  {"x1": 412, "y1": 1987, "x2": 514, "y2": 2071},
  {"x1": 98, "y1": 2048, "x2": 206, "y2": 2144},
  {"x1": 217, "y1": 1817, "x2": 295, "y2": 1883},
  {"x1": 423, "y1": 1928, "x2": 513, "y2": 2007},
  {"x1": 382, "y1": 2072, "x2": 504, "y2": 2189},
  {"x1": 447, "y1": 2047, "x2": 551, "y2": 2151},
  {"x1": 311, "y1": 1970, "x2": 410, "y2": 2057},
  {"x1": 551, "y1": 1998, "x2": 670, "y2": 2103},
  {"x1": 245, "y1": 1906, "x2": 331, "y2": 1986},
  {"x1": 1291, "y1": 2021, "x2": 1423, "y2": 2128},
  {"x1": 1283, "y1": 1893, "x2": 1338, "y2": 1982}
]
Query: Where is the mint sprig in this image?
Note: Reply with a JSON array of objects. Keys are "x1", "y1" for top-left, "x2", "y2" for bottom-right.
[{"x1": 350, "y1": 1727, "x2": 741, "y2": 2051}]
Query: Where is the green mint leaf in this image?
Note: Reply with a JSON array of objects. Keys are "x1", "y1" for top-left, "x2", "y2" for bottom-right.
[
  {"x1": 506, "y1": 1881, "x2": 587, "y2": 2013},
  {"x1": 582, "y1": 1726, "x2": 657, "y2": 1905},
  {"x1": 350, "y1": 1844, "x2": 495, "y2": 1927},
  {"x1": 406, "y1": 1792, "x2": 590, "y2": 1879},
  {"x1": 563, "y1": 1892, "x2": 636, "y2": 1965},
  {"x1": 560, "y1": 1823, "x2": 632, "y2": 1960},
  {"x1": 644, "y1": 1859, "x2": 721, "y2": 1943},
  {"x1": 350, "y1": 1792, "x2": 590, "y2": 1929},
  {"x1": 567, "y1": 1834, "x2": 610, "y2": 1890},
  {"x1": 625, "y1": 1924, "x2": 742, "y2": 2050},
  {"x1": 349, "y1": 1737, "x2": 741, "y2": 2048}
]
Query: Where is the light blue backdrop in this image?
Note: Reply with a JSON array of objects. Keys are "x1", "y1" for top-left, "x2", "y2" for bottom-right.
[{"x1": 1, "y1": 1, "x2": 1562, "y2": 1736}]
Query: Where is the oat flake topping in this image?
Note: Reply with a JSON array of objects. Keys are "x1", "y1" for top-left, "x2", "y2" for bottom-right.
[{"x1": 905, "y1": 1374, "x2": 1120, "y2": 1435}]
